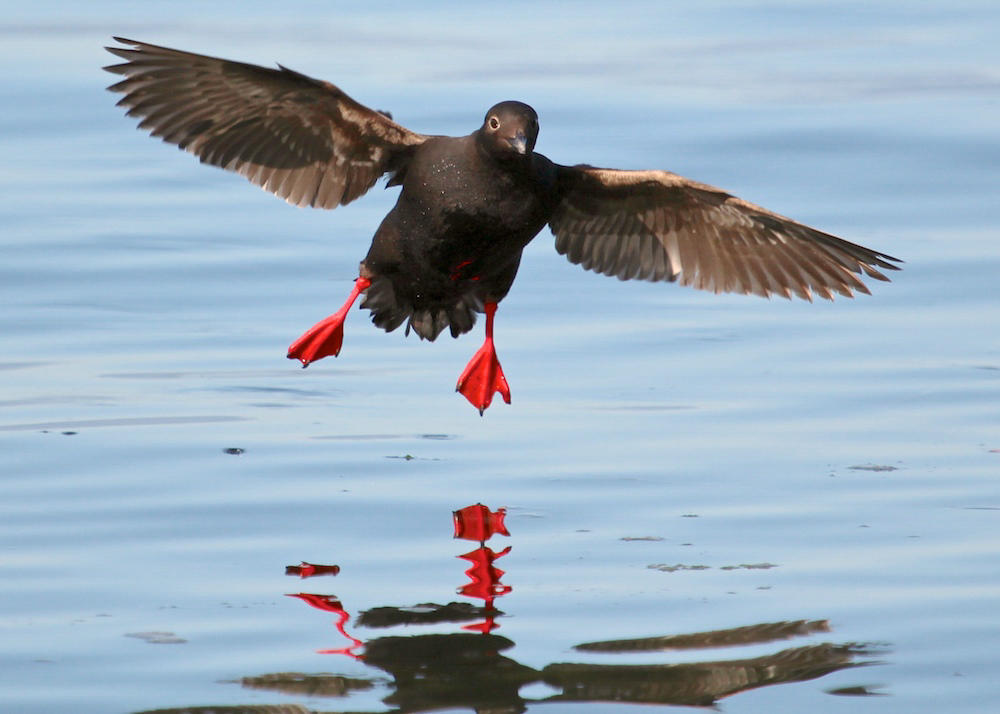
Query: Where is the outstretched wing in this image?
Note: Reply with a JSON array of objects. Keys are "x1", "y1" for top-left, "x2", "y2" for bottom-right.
[
  {"x1": 549, "y1": 166, "x2": 901, "y2": 300},
  {"x1": 104, "y1": 37, "x2": 428, "y2": 208}
]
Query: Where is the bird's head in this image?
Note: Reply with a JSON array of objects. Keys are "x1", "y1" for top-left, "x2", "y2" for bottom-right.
[{"x1": 478, "y1": 101, "x2": 539, "y2": 159}]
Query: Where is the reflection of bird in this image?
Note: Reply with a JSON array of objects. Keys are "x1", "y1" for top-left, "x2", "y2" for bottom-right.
[
  {"x1": 105, "y1": 39, "x2": 901, "y2": 413},
  {"x1": 575, "y1": 618, "x2": 831, "y2": 652},
  {"x1": 542, "y1": 643, "x2": 869, "y2": 708},
  {"x1": 228, "y1": 633, "x2": 876, "y2": 712}
]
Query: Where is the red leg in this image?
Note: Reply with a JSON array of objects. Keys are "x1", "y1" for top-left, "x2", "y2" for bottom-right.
[
  {"x1": 287, "y1": 277, "x2": 371, "y2": 367},
  {"x1": 456, "y1": 302, "x2": 511, "y2": 415}
]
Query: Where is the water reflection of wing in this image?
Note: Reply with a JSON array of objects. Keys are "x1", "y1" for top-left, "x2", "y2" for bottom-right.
[
  {"x1": 241, "y1": 671, "x2": 374, "y2": 697},
  {"x1": 575, "y1": 618, "x2": 831, "y2": 652},
  {"x1": 543, "y1": 642, "x2": 872, "y2": 708}
]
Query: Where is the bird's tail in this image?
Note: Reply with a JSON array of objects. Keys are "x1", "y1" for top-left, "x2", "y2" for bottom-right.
[{"x1": 360, "y1": 276, "x2": 482, "y2": 341}]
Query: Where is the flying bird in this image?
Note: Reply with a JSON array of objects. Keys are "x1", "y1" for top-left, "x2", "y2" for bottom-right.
[{"x1": 104, "y1": 38, "x2": 901, "y2": 414}]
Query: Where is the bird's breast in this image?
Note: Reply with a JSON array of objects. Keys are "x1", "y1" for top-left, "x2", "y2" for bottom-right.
[{"x1": 401, "y1": 153, "x2": 547, "y2": 244}]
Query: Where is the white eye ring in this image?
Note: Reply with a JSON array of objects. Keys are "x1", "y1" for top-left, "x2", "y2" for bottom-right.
[{"x1": 488, "y1": 116, "x2": 500, "y2": 130}]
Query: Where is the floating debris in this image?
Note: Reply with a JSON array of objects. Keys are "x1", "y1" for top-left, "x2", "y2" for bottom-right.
[
  {"x1": 720, "y1": 562, "x2": 779, "y2": 571},
  {"x1": 826, "y1": 684, "x2": 888, "y2": 697},
  {"x1": 647, "y1": 563, "x2": 711, "y2": 573},
  {"x1": 124, "y1": 631, "x2": 186, "y2": 644},
  {"x1": 647, "y1": 562, "x2": 777, "y2": 572}
]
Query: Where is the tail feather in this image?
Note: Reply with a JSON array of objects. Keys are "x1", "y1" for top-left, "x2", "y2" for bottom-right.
[
  {"x1": 360, "y1": 277, "x2": 409, "y2": 333},
  {"x1": 360, "y1": 277, "x2": 482, "y2": 341}
]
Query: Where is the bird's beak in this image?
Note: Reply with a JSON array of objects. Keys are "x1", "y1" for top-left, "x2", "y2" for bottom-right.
[{"x1": 506, "y1": 131, "x2": 528, "y2": 155}]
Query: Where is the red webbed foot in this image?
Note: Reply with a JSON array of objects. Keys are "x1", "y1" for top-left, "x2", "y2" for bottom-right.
[
  {"x1": 287, "y1": 277, "x2": 371, "y2": 367},
  {"x1": 456, "y1": 302, "x2": 511, "y2": 415},
  {"x1": 456, "y1": 341, "x2": 511, "y2": 415}
]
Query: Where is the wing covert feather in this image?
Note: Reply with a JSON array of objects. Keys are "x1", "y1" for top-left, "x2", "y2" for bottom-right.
[
  {"x1": 550, "y1": 166, "x2": 901, "y2": 300},
  {"x1": 105, "y1": 38, "x2": 428, "y2": 209}
]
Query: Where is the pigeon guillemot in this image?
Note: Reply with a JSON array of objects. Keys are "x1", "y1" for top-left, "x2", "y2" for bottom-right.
[{"x1": 105, "y1": 38, "x2": 901, "y2": 414}]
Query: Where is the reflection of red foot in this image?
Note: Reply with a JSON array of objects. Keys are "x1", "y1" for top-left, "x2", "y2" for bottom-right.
[
  {"x1": 285, "y1": 562, "x2": 341, "y2": 578},
  {"x1": 453, "y1": 504, "x2": 509, "y2": 542},
  {"x1": 455, "y1": 302, "x2": 510, "y2": 415},
  {"x1": 287, "y1": 277, "x2": 371, "y2": 367}
]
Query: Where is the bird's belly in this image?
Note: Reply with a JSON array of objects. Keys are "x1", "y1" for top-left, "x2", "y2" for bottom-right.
[{"x1": 373, "y1": 196, "x2": 541, "y2": 296}]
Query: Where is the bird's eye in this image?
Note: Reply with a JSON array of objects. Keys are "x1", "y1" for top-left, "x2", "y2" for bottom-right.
[{"x1": 488, "y1": 116, "x2": 500, "y2": 130}]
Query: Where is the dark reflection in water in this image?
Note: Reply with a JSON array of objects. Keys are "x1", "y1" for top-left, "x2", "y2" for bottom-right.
[
  {"x1": 134, "y1": 504, "x2": 884, "y2": 713},
  {"x1": 575, "y1": 618, "x2": 832, "y2": 652},
  {"x1": 541, "y1": 643, "x2": 872, "y2": 708}
]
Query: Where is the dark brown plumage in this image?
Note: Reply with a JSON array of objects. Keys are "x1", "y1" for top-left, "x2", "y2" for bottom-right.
[{"x1": 104, "y1": 38, "x2": 901, "y2": 413}]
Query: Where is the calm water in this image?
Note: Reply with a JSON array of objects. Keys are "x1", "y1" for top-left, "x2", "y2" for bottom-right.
[{"x1": 2, "y1": 2, "x2": 999, "y2": 712}]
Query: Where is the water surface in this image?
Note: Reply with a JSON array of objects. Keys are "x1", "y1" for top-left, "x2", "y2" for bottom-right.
[{"x1": 1, "y1": 2, "x2": 998, "y2": 712}]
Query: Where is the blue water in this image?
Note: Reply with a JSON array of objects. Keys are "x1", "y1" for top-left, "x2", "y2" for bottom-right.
[{"x1": 2, "y1": 2, "x2": 999, "y2": 712}]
